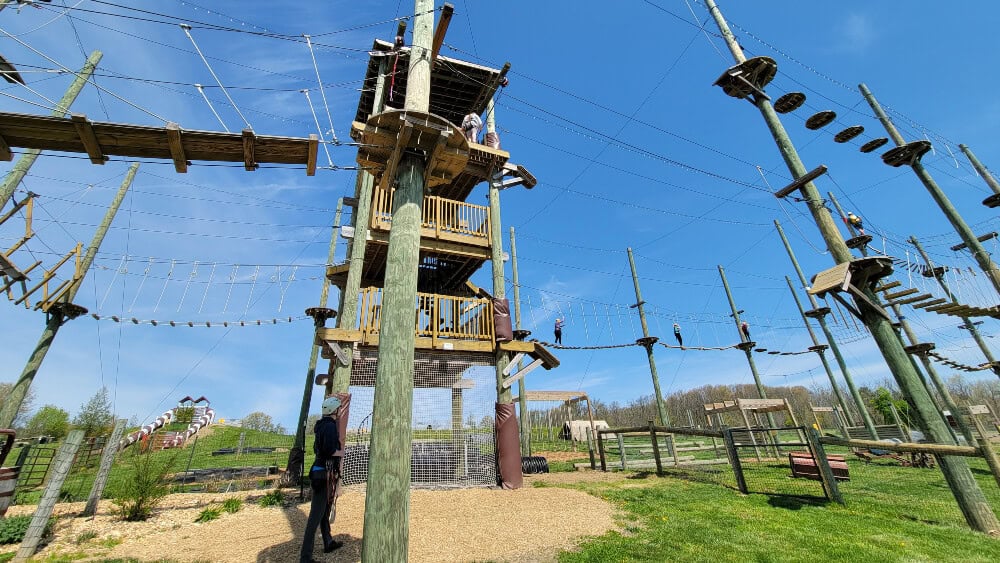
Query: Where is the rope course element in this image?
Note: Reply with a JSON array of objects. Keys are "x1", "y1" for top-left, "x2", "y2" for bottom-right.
[
  {"x1": 89, "y1": 313, "x2": 308, "y2": 327},
  {"x1": 925, "y1": 351, "x2": 999, "y2": 373}
]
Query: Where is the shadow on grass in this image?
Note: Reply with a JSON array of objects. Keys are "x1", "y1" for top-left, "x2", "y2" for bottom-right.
[
  {"x1": 765, "y1": 494, "x2": 829, "y2": 510},
  {"x1": 255, "y1": 488, "x2": 360, "y2": 563}
]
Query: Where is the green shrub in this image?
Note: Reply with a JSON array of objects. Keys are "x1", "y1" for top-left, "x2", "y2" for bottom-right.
[
  {"x1": 112, "y1": 448, "x2": 179, "y2": 521},
  {"x1": 221, "y1": 498, "x2": 242, "y2": 513},
  {"x1": 258, "y1": 489, "x2": 283, "y2": 507},
  {"x1": 0, "y1": 515, "x2": 54, "y2": 544},
  {"x1": 75, "y1": 530, "x2": 98, "y2": 544},
  {"x1": 173, "y1": 407, "x2": 195, "y2": 425},
  {"x1": 194, "y1": 506, "x2": 222, "y2": 523}
]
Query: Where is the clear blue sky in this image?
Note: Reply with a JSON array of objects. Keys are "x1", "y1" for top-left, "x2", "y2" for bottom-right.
[{"x1": 1, "y1": 1, "x2": 997, "y2": 430}]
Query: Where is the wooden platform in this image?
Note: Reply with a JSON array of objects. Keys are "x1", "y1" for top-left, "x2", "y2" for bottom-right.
[
  {"x1": 0, "y1": 112, "x2": 319, "y2": 174},
  {"x1": 789, "y1": 452, "x2": 850, "y2": 481}
]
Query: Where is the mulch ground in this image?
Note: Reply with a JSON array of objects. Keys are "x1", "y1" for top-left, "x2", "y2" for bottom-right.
[{"x1": 2, "y1": 471, "x2": 624, "y2": 562}]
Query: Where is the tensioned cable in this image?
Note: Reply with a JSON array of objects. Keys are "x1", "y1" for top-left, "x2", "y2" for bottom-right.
[
  {"x1": 180, "y1": 24, "x2": 252, "y2": 130},
  {"x1": 194, "y1": 83, "x2": 229, "y2": 131},
  {"x1": 303, "y1": 34, "x2": 339, "y2": 145},
  {"x1": 302, "y1": 89, "x2": 334, "y2": 168}
]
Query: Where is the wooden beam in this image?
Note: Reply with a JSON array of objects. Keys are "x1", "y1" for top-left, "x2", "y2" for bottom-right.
[
  {"x1": 774, "y1": 164, "x2": 827, "y2": 198},
  {"x1": 306, "y1": 134, "x2": 318, "y2": 176},
  {"x1": 165, "y1": 122, "x2": 187, "y2": 173},
  {"x1": 241, "y1": 128, "x2": 257, "y2": 171},
  {"x1": 0, "y1": 132, "x2": 10, "y2": 161},
  {"x1": 70, "y1": 114, "x2": 105, "y2": 165},
  {"x1": 430, "y1": 3, "x2": 455, "y2": 65}
]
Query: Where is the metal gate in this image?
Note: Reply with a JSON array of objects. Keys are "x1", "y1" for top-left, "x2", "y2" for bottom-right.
[{"x1": 723, "y1": 426, "x2": 829, "y2": 500}]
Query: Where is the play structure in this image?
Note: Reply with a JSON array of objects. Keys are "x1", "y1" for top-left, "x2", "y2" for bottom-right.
[{"x1": 119, "y1": 396, "x2": 214, "y2": 451}]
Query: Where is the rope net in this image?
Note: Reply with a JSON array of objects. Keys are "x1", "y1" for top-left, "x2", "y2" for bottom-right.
[{"x1": 341, "y1": 348, "x2": 498, "y2": 490}]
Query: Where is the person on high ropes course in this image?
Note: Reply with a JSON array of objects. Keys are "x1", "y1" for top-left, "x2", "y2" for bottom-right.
[
  {"x1": 673, "y1": 323, "x2": 683, "y2": 347},
  {"x1": 461, "y1": 112, "x2": 482, "y2": 144},
  {"x1": 846, "y1": 212, "x2": 866, "y2": 236},
  {"x1": 554, "y1": 318, "x2": 564, "y2": 345},
  {"x1": 740, "y1": 321, "x2": 751, "y2": 341},
  {"x1": 300, "y1": 396, "x2": 344, "y2": 563}
]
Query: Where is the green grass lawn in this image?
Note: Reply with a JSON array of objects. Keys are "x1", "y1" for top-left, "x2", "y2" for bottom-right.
[{"x1": 552, "y1": 457, "x2": 1000, "y2": 563}]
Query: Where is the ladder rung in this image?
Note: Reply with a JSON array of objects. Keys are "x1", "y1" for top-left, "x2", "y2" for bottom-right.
[{"x1": 884, "y1": 288, "x2": 918, "y2": 300}]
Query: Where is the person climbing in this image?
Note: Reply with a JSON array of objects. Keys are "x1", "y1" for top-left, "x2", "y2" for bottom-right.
[
  {"x1": 846, "y1": 212, "x2": 866, "y2": 236},
  {"x1": 673, "y1": 323, "x2": 683, "y2": 347},
  {"x1": 554, "y1": 318, "x2": 564, "y2": 345},
  {"x1": 461, "y1": 112, "x2": 483, "y2": 144},
  {"x1": 300, "y1": 396, "x2": 344, "y2": 563},
  {"x1": 740, "y1": 320, "x2": 751, "y2": 341}
]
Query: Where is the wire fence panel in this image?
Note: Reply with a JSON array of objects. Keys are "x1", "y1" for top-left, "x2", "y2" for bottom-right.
[
  {"x1": 727, "y1": 426, "x2": 828, "y2": 500},
  {"x1": 598, "y1": 427, "x2": 737, "y2": 489}
]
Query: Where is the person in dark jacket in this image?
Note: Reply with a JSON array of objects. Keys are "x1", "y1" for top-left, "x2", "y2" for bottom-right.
[{"x1": 300, "y1": 395, "x2": 344, "y2": 563}]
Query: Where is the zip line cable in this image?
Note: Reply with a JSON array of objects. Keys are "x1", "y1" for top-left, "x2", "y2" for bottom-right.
[{"x1": 180, "y1": 24, "x2": 252, "y2": 130}]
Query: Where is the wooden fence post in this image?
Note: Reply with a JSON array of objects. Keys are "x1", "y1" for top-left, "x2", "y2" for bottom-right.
[
  {"x1": 648, "y1": 421, "x2": 663, "y2": 476},
  {"x1": 722, "y1": 429, "x2": 748, "y2": 494},
  {"x1": 597, "y1": 430, "x2": 607, "y2": 472},
  {"x1": 82, "y1": 419, "x2": 126, "y2": 517},
  {"x1": 807, "y1": 427, "x2": 844, "y2": 505},
  {"x1": 14, "y1": 430, "x2": 84, "y2": 562},
  {"x1": 586, "y1": 427, "x2": 596, "y2": 470},
  {"x1": 616, "y1": 433, "x2": 627, "y2": 471},
  {"x1": 969, "y1": 414, "x2": 1000, "y2": 489},
  {"x1": 669, "y1": 434, "x2": 680, "y2": 466}
]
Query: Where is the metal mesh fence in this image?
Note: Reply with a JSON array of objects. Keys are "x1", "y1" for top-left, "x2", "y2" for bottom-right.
[
  {"x1": 727, "y1": 427, "x2": 828, "y2": 500},
  {"x1": 341, "y1": 348, "x2": 498, "y2": 490},
  {"x1": 598, "y1": 427, "x2": 737, "y2": 489}
]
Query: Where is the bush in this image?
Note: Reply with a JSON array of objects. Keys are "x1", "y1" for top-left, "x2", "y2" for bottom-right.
[
  {"x1": 112, "y1": 448, "x2": 179, "y2": 521},
  {"x1": 173, "y1": 407, "x2": 195, "y2": 425},
  {"x1": 194, "y1": 506, "x2": 222, "y2": 523},
  {"x1": 221, "y1": 498, "x2": 242, "y2": 513},
  {"x1": 258, "y1": 489, "x2": 283, "y2": 507},
  {"x1": 0, "y1": 515, "x2": 54, "y2": 544}
]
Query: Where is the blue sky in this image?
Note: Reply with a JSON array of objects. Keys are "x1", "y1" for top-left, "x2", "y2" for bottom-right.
[{"x1": 0, "y1": 1, "x2": 998, "y2": 430}]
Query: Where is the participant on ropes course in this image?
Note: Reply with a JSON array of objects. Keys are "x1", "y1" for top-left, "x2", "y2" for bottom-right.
[
  {"x1": 846, "y1": 212, "x2": 866, "y2": 236},
  {"x1": 554, "y1": 318, "x2": 564, "y2": 345},
  {"x1": 461, "y1": 112, "x2": 482, "y2": 144},
  {"x1": 740, "y1": 321, "x2": 751, "y2": 341},
  {"x1": 673, "y1": 323, "x2": 683, "y2": 347}
]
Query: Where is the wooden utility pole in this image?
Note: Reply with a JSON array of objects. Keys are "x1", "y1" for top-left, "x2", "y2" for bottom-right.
[
  {"x1": 510, "y1": 226, "x2": 530, "y2": 455},
  {"x1": 859, "y1": 83, "x2": 1000, "y2": 296},
  {"x1": 717, "y1": 265, "x2": 775, "y2": 428},
  {"x1": 82, "y1": 418, "x2": 126, "y2": 517},
  {"x1": 330, "y1": 58, "x2": 391, "y2": 393},
  {"x1": 288, "y1": 198, "x2": 343, "y2": 480},
  {"x1": 627, "y1": 248, "x2": 669, "y2": 426},
  {"x1": 1, "y1": 50, "x2": 103, "y2": 209},
  {"x1": 909, "y1": 235, "x2": 998, "y2": 377},
  {"x1": 784, "y1": 276, "x2": 852, "y2": 417},
  {"x1": 0, "y1": 163, "x2": 138, "y2": 428},
  {"x1": 706, "y1": 0, "x2": 999, "y2": 534},
  {"x1": 775, "y1": 220, "x2": 877, "y2": 437},
  {"x1": 361, "y1": 2, "x2": 432, "y2": 560},
  {"x1": 486, "y1": 98, "x2": 512, "y2": 403},
  {"x1": 959, "y1": 144, "x2": 1000, "y2": 202}
]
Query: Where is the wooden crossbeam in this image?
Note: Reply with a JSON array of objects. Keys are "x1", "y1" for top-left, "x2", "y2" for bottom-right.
[
  {"x1": 883, "y1": 287, "x2": 918, "y2": 301},
  {"x1": 306, "y1": 134, "x2": 318, "y2": 176},
  {"x1": 0, "y1": 132, "x2": 10, "y2": 161},
  {"x1": 888, "y1": 293, "x2": 933, "y2": 306},
  {"x1": 71, "y1": 114, "x2": 105, "y2": 165},
  {"x1": 775, "y1": 164, "x2": 827, "y2": 198},
  {"x1": 951, "y1": 231, "x2": 998, "y2": 252},
  {"x1": 913, "y1": 298, "x2": 947, "y2": 309},
  {"x1": 874, "y1": 280, "x2": 901, "y2": 292},
  {"x1": 165, "y1": 122, "x2": 187, "y2": 173},
  {"x1": 241, "y1": 128, "x2": 257, "y2": 171}
]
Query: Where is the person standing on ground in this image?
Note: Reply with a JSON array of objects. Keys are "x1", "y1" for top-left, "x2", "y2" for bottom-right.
[
  {"x1": 300, "y1": 396, "x2": 344, "y2": 563},
  {"x1": 673, "y1": 323, "x2": 683, "y2": 348},
  {"x1": 554, "y1": 318, "x2": 564, "y2": 345}
]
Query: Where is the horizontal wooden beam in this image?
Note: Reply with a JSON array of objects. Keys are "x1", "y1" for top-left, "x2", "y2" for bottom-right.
[
  {"x1": 820, "y1": 436, "x2": 980, "y2": 457},
  {"x1": 774, "y1": 165, "x2": 827, "y2": 198}
]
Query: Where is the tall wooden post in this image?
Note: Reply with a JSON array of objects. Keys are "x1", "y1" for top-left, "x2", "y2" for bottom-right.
[
  {"x1": 288, "y1": 198, "x2": 343, "y2": 479},
  {"x1": 510, "y1": 226, "x2": 530, "y2": 455},
  {"x1": 627, "y1": 248, "x2": 669, "y2": 426},
  {"x1": 909, "y1": 235, "x2": 998, "y2": 377},
  {"x1": 785, "y1": 276, "x2": 852, "y2": 416},
  {"x1": 717, "y1": 266, "x2": 775, "y2": 428},
  {"x1": 775, "y1": 220, "x2": 877, "y2": 437},
  {"x1": 486, "y1": 98, "x2": 512, "y2": 403},
  {"x1": 82, "y1": 418, "x2": 126, "y2": 516},
  {"x1": 705, "y1": 0, "x2": 999, "y2": 534},
  {"x1": 0, "y1": 163, "x2": 138, "y2": 428},
  {"x1": 859, "y1": 83, "x2": 1000, "y2": 296},
  {"x1": 959, "y1": 143, "x2": 1000, "y2": 197},
  {"x1": 331, "y1": 59, "x2": 391, "y2": 393},
  {"x1": 1, "y1": 51, "x2": 103, "y2": 209},
  {"x1": 361, "y1": 2, "x2": 433, "y2": 560},
  {"x1": 14, "y1": 430, "x2": 84, "y2": 562}
]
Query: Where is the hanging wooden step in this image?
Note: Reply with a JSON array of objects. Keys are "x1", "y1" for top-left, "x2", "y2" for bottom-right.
[
  {"x1": 834, "y1": 126, "x2": 864, "y2": 143},
  {"x1": 754, "y1": 348, "x2": 767, "y2": 353},
  {"x1": 913, "y1": 298, "x2": 947, "y2": 309},
  {"x1": 983, "y1": 193, "x2": 1000, "y2": 209},
  {"x1": 768, "y1": 351, "x2": 781, "y2": 355},
  {"x1": 883, "y1": 288, "x2": 919, "y2": 301},
  {"x1": 873, "y1": 280, "x2": 901, "y2": 293},
  {"x1": 882, "y1": 140, "x2": 932, "y2": 167},
  {"x1": 803, "y1": 307, "x2": 831, "y2": 318},
  {"x1": 735, "y1": 341, "x2": 757, "y2": 351},
  {"x1": 920, "y1": 266, "x2": 946, "y2": 278},
  {"x1": 774, "y1": 92, "x2": 806, "y2": 113},
  {"x1": 888, "y1": 293, "x2": 933, "y2": 307},
  {"x1": 713, "y1": 56, "x2": 778, "y2": 100},
  {"x1": 904, "y1": 342, "x2": 935, "y2": 356},
  {"x1": 808, "y1": 344, "x2": 829, "y2": 353},
  {"x1": 805, "y1": 111, "x2": 836, "y2": 130},
  {"x1": 845, "y1": 234, "x2": 872, "y2": 249},
  {"x1": 859, "y1": 138, "x2": 889, "y2": 153}
]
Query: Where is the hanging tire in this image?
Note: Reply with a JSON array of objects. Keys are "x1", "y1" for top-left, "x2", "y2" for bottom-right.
[{"x1": 521, "y1": 456, "x2": 549, "y2": 474}]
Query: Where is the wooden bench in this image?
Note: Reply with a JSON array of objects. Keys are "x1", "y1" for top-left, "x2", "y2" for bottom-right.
[{"x1": 788, "y1": 451, "x2": 850, "y2": 481}]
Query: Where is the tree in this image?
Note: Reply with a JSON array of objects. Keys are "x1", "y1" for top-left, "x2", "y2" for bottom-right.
[
  {"x1": 24, "y1": 405, "x2": 70, "y2": 439},
  {"x1": 241, "y1": 411, "x2": 286, "y2": 434},
  {"x1": 73, "y1": 386, "x2": 113, "y2": 437},
  {"x1": 0, "y1": 382, "x2": 36, "y2": 429},
  {"x1": 870, "y1": 387, "x2": 910, "y2": 427}
]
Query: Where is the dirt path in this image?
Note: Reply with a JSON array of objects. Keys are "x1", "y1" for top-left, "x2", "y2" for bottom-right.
[{"x1": 2, "y1": 473, "x2": 622, "y2": 562}]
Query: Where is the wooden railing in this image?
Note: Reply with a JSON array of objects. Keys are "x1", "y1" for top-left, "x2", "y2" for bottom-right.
[
  {"x1": 357, "y1": 287, "x2": 494, "y2": 342},
  {"x1": 370, "y1": 187, "x2": 490, "y2": 247}
]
